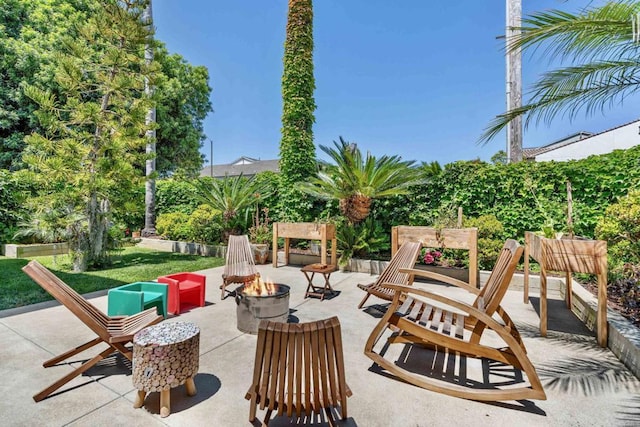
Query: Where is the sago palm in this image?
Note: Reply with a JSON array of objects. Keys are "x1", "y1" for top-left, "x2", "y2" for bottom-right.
[
  {"x1": 480, "y1": 1, "x2": 640, "y2": 143},
  {"x1": 299, "y1": 137, "x2": 422, "y2": 224},
  {"x1": 191, "y1": 175, "x2": 271, "y2": 236}
]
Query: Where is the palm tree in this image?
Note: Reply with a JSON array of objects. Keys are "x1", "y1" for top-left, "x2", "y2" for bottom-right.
[
  {"x1": 298, "y1": 137, "x2": 423, "y2": 224},
  {"x1": 191, "y1": 175, "x2": 272, "y2": 239},
  {"x1": 480, "y1": 1, "x2": 640, "y2": 143}
]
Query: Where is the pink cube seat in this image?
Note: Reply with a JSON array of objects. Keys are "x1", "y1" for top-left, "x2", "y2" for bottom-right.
[{"x1": 157, "y1": 272, "x2": 206, "y2": 315}]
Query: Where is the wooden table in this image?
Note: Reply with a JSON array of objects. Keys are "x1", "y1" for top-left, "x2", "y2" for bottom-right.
[
  {"x1": 132, "y1": 322, "x2": 200, "y2": 417},
  {"x1": 302, "y1": 264, "x2": 337, "y2": 301},
  {"x1": 523, "y1": 232, "x2": 608, "y2": 347}
]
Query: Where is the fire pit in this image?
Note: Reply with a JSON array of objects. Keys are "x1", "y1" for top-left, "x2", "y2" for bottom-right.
[{"x1": 235, "y1": 276, "x2": 290, "y2": 334}]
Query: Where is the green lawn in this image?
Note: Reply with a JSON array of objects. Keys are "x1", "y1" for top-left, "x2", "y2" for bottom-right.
[{"x1": 0, "y1": 247, "x2": 224, "y2": 311}]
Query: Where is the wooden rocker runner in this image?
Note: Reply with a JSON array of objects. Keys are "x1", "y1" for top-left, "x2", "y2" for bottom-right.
[
  {"x1": 22, "y1": 260, "x2": 164, "y2": 402},
  {"x1": 364, "y1": 240, "x2": 546, "y2": 401}
]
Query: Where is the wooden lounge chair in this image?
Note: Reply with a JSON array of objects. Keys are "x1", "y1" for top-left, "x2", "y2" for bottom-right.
[
  {"x1": 245, "y1": 317, "x2": 352, "y2": 426},
  {"x1": 221, "y1": 234, "x2": 259, "y2": 299},
  {"x1": 22, "y1": 260, "x2": 163, "y2": 402},
  {"x1": 364, "y1": 239, "x2": 546, "y2": 401},
  {"x1": 357, "y1": 241, "x2": 422, "y2": 309}
]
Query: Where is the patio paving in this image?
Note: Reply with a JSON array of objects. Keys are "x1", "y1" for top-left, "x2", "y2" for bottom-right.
[{"x1": 1, "y1": 263, "x2": 639, "y2": 426}]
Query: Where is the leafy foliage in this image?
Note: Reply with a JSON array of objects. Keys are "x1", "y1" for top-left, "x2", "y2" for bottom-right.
[
  {"x1": 154, "y1": 46, "x2": 212, "y2": 177},
  {"x1": 156, "y1": 178, "x2": 202, "y2": 215},
  {"x1": 22, "y1": 0, "x2": 155, "y2": 271},
  {"x1": 596, "y1": 189, "x2": 640, "y2": 273},
  {"x1": 299, "y1": 137, "x2": 423, "y2": 224},
  {"x1": 188, "y1": 204, "x2": 223, "y2": 244},
  {"x1": 0, "y1": 170, "x2": 34, "y2": 242},
  {"x1": 156, "y1": 211, "x2": 191, "y2": 241},
  {"x1": 191, "y1": 174, "x2": 272, "y2": 238},
  {"x1": 464, "y1": 214, "x2": 506, "y2": 269},
  {"x1": 278, "y1": 0, "x2": 316, "y2": 221},
  {"x1": 0, "y1": 0, "x2": 211, "y2": 174},
  {"x1": 336, "y1": 217, "x2": 389, "y2": 266}
]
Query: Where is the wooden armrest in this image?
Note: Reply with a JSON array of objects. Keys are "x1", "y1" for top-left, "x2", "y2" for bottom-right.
[{"x1": 399, "y1": 268, "x2": 480, "y2": 295}]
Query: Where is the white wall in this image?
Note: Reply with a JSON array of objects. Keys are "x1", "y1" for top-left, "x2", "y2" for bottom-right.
[{"x1": 537, "y1": 120, "x2": 640, "y2": 161}]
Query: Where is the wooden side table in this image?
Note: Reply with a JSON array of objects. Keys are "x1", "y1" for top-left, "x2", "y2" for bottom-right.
[
  {"x1": 132, "y1": 322, "x2": 200, "y2": 417},
  {"x1": 302, "y1": 264, "x2": 337, "y2": 301}
]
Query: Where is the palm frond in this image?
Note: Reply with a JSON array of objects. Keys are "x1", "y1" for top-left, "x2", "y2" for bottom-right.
[
  {"x1": 479, "y1": 59, "x2": 640, "y2": 144},
  {"x1": 512, "y1": 2, "x2": 640, "y2": 63}
]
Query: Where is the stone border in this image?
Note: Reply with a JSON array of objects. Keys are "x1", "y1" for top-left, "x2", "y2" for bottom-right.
[
  {"x1": 136, "y1": 238, "x2": 226, "y2": 257},
  {"x1": 2, "y1": 242, "x2": 69, "y2": 258}
]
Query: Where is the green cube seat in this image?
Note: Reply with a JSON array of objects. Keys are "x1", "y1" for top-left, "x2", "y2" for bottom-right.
[{"x1": 107, "y1": 281, "x2": 168, "y2": 318}]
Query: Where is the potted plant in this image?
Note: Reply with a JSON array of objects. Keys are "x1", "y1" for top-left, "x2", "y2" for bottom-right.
[{"x1": 249, "y1": 207, "x2": 272, "y2": 264}]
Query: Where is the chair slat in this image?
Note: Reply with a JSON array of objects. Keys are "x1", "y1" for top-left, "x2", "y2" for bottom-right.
[{"x1": 246, "y1": 317, "x2": 351, "y2": 425}]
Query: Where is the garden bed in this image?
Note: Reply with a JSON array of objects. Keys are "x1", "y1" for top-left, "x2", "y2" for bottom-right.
[{"x1": 2, "y1": 243, "x2": 69, "y2": 258}]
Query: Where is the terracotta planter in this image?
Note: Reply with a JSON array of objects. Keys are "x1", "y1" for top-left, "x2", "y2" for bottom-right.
[{"x1": 251, "y1": 243, "x2": 269, "y2": 264}]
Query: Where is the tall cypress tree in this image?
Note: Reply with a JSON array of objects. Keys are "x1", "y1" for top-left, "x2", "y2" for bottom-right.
[{"x1": 278, "y1": 0, "x2": 316, "y2": 221}]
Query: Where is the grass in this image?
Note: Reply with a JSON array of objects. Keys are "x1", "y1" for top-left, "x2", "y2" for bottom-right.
[{"x1": 0, "y1": 246, "x2": 224, "y2": 311}]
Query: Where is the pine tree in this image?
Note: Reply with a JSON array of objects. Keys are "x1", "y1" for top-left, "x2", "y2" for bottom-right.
[{"x1": 23, "y1": 0, "x2": 157, "y2": 271}]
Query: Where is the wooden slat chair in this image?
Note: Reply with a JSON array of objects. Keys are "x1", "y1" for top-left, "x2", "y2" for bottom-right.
[
  {"x1": 221, "y1": 234, "x2": 259, "y2": 299},
  {"x1": 245, "y1": 317, "x2": 352, "y2": 426},
  {"x1": 357, "y1": 241, "x2": 422, "y2": 308},
  {"x1": 22, "y1": 260, "x2": 163, "y2": 402},
  {"x1": 364, "y1": 239, "x2": 547, "y2": 401}
]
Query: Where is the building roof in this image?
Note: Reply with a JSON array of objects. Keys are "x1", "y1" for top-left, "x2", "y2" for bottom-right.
[
  {"x1": 523, "y1": 131, "x2": 593, "y2": 160},
  {"x1": 200, "y1": 158, "x2": 280, "y2": 178},
  {"x1": 523, "y1": 118, "x2": 640, "y2": 160}
]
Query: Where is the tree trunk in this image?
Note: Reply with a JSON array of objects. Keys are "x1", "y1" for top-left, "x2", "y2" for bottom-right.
[
  {"x1": 142, "y1": 0, "x2": 157, "y2": 237},
  {"x1": 506, "y1": 0, "x2": 523, "y2": 163}
]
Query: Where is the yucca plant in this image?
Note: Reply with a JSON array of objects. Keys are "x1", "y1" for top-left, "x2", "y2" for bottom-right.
[
  {"x1": 298, "y1": 137, "x2": 423, "y2": 224},
  {"x1": 191, "y1": 175, "x2": 272, "y2": 240}
]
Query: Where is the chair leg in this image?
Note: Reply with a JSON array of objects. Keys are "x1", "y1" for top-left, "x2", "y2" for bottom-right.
[
  {"x1": 34, "y1": 345, "x2": 115, "y2": 402},
  {"x1": 42, "y1": 337, "x2": 103, "y2": 367},
  {"x1": 357, "y1": 292, "x2": 371, "y2": 309}
]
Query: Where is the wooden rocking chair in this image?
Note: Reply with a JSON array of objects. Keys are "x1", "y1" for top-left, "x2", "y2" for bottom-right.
[
  {"x1": 357, "y1": 241, "x2": 422, "y2": 309},
  {"x1": 221, "y1": 235, "x2": 259, "y2": 299},
  {"x1": 22, "y1": 260, "x2": 163, "y2": 402},
  {"x1": 245, "y1": 317, "x2": 352, "y2": 426},
  {"x1": 364, "y1": 239, "x2": 546, "y2": 401}
]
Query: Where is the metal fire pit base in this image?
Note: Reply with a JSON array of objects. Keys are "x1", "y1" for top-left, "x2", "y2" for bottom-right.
[{"x1": 235, "y1": 284, "x2": 290, "y2": 334}]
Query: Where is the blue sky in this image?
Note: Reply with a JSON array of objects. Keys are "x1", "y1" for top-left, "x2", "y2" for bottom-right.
[{"x1": 154, "y1": 0, "x2": 640, "y2": 166}]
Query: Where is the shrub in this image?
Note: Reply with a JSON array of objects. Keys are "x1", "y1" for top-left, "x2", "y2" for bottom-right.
[
  {"x1": 156, "y1": 212, "x2": 192, "y2": 241},
  {"x1": 187, "y1": 205, "x2": 223, "y2": 244},
  {"x1": 0, "y1": 170, "x2": 34, "y2": 242},
  {"x1": 595, "y1": 189, "x2": 640, "y2": 274},
  {"x1": 157, "y1": 179, "x2": 202, "y2": 215},
  {"x1": 465, "y1": 214, "x2": 506, "y2": 269}
]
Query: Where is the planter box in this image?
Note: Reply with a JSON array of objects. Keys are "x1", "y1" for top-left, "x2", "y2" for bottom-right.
[
  {"x1": 342, "y1": 259, "x2": 479, "y2": 285},
  {"x1": 413, "y1": 264, "x2": 479, "y2": 285},
  {"x1": 2, "y1": 243, "x2": 69, "y2": 258},
  {"x1": 391, "y1": 226, "x2": 479, "y2": 288},
  {"x1": 273, "y1": 222, "x2": 337, "y2": 268}
]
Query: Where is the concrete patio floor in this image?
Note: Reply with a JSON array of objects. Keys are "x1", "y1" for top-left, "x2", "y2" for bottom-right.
[{"x1": 1, "y1": 263, "x2": 639, "y2": 427}]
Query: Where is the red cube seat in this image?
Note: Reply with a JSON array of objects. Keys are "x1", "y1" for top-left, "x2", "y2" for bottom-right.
[{"x1": 157, "y1": 272, "x2": 206, "y2": 315}]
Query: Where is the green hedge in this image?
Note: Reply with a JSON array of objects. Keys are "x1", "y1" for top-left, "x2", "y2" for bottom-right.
[{"x1": 378, "y1": 146, "x2": 640, "y2": 240}]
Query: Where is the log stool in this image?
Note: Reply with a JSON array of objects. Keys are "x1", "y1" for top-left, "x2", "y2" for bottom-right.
[{"x1": 132, "y1": 322, "x2": 200, "y2": 417}]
